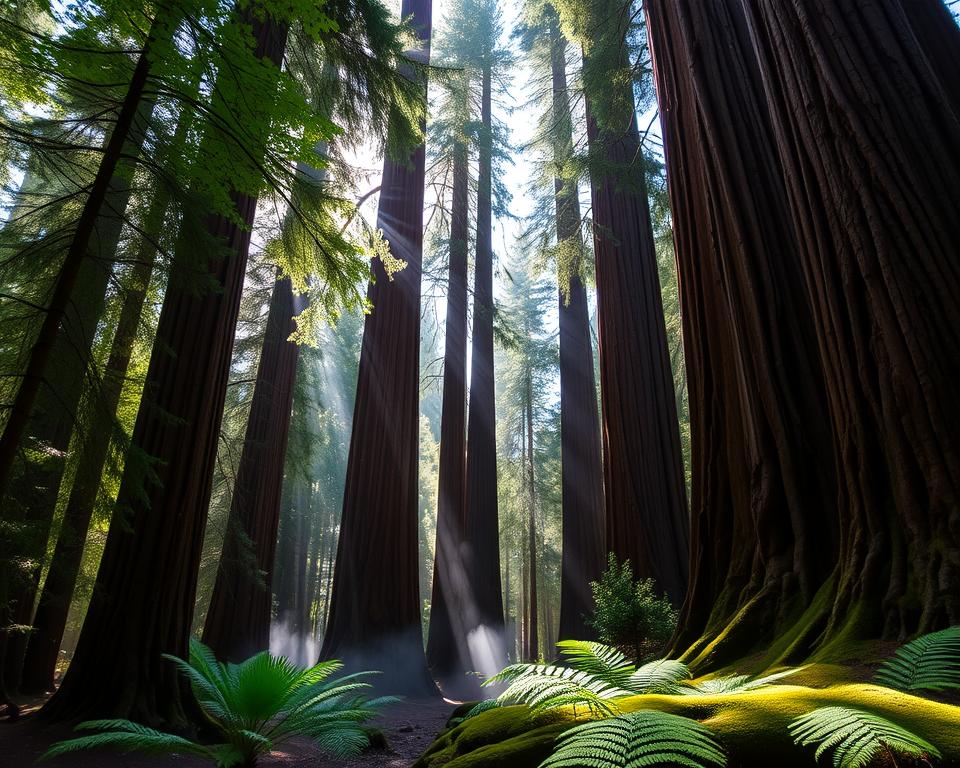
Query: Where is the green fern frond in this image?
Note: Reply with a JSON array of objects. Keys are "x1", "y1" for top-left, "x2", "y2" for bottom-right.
[
  {"x1": 491, "y1": 663, "x2": 631, "y2": 714},
  {"x1": 41, "y1": 721, "x2": 213, "y2": 761},
  {"x1": 540, "y1": 710, "x2": 726, "y2": 768},
  {"x1": 628, "y1": 658, "x2": 691, "y2": 693},
  {"x1": 557, "y1": 640, "x2": 636, "y2": 687},
  {"x1": 873, "y1": 626, "x2": 960, "y2": 692},
  {"x1": 680, "y1": 666, "x2": 805, "y2": 696},
  {"x1": 463, "y1": 699, "x2": 500, "y2": 720},
  {"x1": 790, "y1": 706, "x2": 941, "y2": 768}
]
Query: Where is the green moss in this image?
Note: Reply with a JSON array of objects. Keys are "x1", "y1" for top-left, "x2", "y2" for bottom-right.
[{"x1": 415, "y1": 684, "x2": 960, "y2": 768}]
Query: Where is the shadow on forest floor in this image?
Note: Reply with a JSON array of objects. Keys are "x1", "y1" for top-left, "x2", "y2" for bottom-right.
[{"x1": 0, "y1": 698, "x2": 454, "y2": 767}]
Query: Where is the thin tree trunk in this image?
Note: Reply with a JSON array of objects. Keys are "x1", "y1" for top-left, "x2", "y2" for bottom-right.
[
  {"x1": 584, "y1": 49, "x2": 689, "y2": 605},
  {"x1": 526, "y1": 372, "x2": 538, "y2": 661},
  {"x1": 742, "y1": 0, "x2": 960, "y2": 641},
  {"x1": 463, "y1": 59, "x2": 505, "y2": 658},
  {"x1": 549, "y1": 11, "x2": 605, "y2": 643},
  {"x1": 19, "y1": 187, "x2": 167, "y2": 694},
  {"x1": 426, "y1": 140, "x2": 471, "y2": 693},
  {"x1": 202, "y1": 273, "x2": 300, "y2": 662},
  {"x1": 42, "y1": 11, "x2": 289, "y2": 725},
  {"x1": 319, "y1": 0, "x2": 434, "y2": 697}
]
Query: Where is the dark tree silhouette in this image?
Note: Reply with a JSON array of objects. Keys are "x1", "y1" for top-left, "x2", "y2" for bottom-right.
[
  {"x1": 319, "y1": 0, "x2": 435, "y2": 696},
  {"x1": 42, "y1": 12, "x2": 289, "y2": 724}
]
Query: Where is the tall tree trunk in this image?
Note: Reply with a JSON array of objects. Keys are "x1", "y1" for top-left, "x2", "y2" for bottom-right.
[
  {"x1": 525, "y1": 373, "x2": 538, "y2": 661},
  {"x1": 549, "y1": 12, "x2": 605, "y2": 643},
  {"x1": 462, "y1": 59, "x2": 505, "y2": 661},
  {"x1": 0, "y1": 91, "x2": 159, "y2": 695},
  {"x1": 740, "y1": 0, "x2": 960, "y2": 643},
  {"x1": 645, "y1": 0, "x2": 839, "y2": 669},
  {"x1": 202, "y1": 273, "x2": 300, "y2": 662},
  {"x1": 584, "y1": 49, "x2": 689, "y2": 606},
  {"x1": 426, "y1": 141, "x2": 472, "y2": 694},
  {"x1": 41, "y1": 11, "x2": 289, "y2": 725},
  {"x1": 319, "y1": 0, "x2": 434, "y2": 697},
  {"x1": 19, "y1": 187, "x2": 167, "y2": 694}
]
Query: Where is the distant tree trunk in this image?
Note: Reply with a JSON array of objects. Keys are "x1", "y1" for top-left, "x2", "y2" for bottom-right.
[
  {"x1": 0, "y1": 95, "x2": 159, "y2": 694},
  {"x1": 426, "y1": 141, "x2": 471, "y2": 693},
  {"x1": 645, "y1": 0, "x2": 839, "y2": 669},
  {"x1": 202, "y1": 273, "x2": 300, "y2": 662},
  {"x1": 584, "y1": 54, "x2": 689, "y2": 606},
  {"x1": 463, "y1": 59, "x2": 505, "y2": 655},
  {"x1": 740, "y1": 0, "x2": 960, "y2": 641},
  {"x1": 19, "y1": 189, "x2": 167, "y2": 695},
  {"x1": 42, "y1": 11, "x2": 289, "y2": 725},
  {"x1": 319, "y1": 0, "x2": 434, "y2": 696},
  {"x1": 525, "y1": 373, "x2": 539, "y2": 661},
  {"x1": 550, "y1": 14, "x2": 604, "y2": 644}
]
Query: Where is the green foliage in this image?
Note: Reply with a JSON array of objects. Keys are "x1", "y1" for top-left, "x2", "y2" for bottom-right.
[
  {"x1": 483, "y1": 640, "x2": 690, "y2": 715},
  {"x1": 790, "y1": 706, "x2": 941, "y2": 768},
  {"x1": 679, "y1": 668, "x2": 807, "y2": 696},
  {"x1": 540, "y1": 710, "x2": 726, "y2": 768},
  {"x1": 588, "y1": 554, "x2": 678, "y2": 662},
  {"x1": 43, "y1": 640, "x2": 394, "y2": 766},
  {"x1": 873, "y1": 626, "x2": 960, "y2": 692}
]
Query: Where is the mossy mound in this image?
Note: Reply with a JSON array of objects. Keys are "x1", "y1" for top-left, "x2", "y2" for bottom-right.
[{"x1": 414, "y1": 684, "x2": 960, "y2": 767}]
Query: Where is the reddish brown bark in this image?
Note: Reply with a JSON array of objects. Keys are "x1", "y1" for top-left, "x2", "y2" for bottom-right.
[
  {"x1": 550, "y1": 14, "x2": 605, "y2": 644},
  {"x1": 741, "y1": 0, "x2": 960, "y2": 642},
  {"x1": 319, "y1": 0, "x2": 434, "y2": 696},
  {"x1": 585, "y1": 70, "x2": 689, "y2": 607},
  {"x1": 201, "y1": 273, "x2": 300, "y2": 662},
  {"x1": 462, "y1": 61, "x2": 505, "y2": 647},
  {"x1": 645, "y1": 0, "x2": 839, "y2": 668},
  {"x1": 426, "y1": 143, "x2": 471, "y2": 693},
  {"x1": 41, "y1": 13, "x2": 289, "y2": 724}
]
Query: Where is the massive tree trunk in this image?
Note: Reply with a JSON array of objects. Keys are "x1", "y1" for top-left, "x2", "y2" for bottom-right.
[
  {"x1": 739, "y1": 0, "x2": 960, "y2": 644},
  {"x1": 585, "y1": 76, "x2": 689, "y2": 607},
  {"x1": 645, "y1": 0, "x2": 839, "y2": 670},
  {"x1": 462, "y1": 60, "x2": 505, "y2": 661},
  {"x1": 550, "y1": 14, "x2": 605, "y2": 644},
  {"x1": 42, "y1": 12, "x2": 289, "y2": 725},
  {"x1": 201, "y1": 273, "x2": 300, "y2": 663},
  {"x1": 319, "y1": 0, "x2": 434, "y2": 697},
  {"x1": 426, "y1": 142, "x2": 472, "y2": 693},
  {"x1": 19, "y1": 188, "x2": 166, "y2": 694}
]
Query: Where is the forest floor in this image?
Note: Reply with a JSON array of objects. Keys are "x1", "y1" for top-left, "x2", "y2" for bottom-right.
[{"x1": 0, "y1": 698, "x2": 455, "y2": 767}]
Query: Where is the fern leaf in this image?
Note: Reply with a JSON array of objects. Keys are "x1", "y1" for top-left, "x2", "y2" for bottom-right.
[
  {"x1": 557, "y1": 641, "x2": 636, "y2": 687},
  {"x1": 42, "y1": 722, "x2": 213, "y2": 761},
  {"x1": 873, "y1": 626, "x2": 960, "y2": 692},
  {"x1": 680, "y1": 666, "x2": 806, "y2": 695},
  {"x1": 540, "y1": 711, "x2": 726, "y2": 768},
  {"x1": 790, "y1": 706, "x2": 941, "y2": 768},
  {"x1": 628, "y1": 659, "x2": 691, "y2": 693}
]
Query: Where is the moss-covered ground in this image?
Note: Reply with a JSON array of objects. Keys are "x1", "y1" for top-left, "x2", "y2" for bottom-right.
[{"x1": 413, "y1": 676, "x2": 960, "y2": 767}]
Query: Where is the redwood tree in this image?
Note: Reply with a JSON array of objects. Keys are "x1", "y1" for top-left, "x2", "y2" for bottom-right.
[
  {"x1": 567, "y1": 0, "x2": 689, "y2": 606},
  {"x1": 42, "y1": 11, "x2": 291, "y2": 724},
  {"x1": 201, "y1": 273, "x2": 300, "y2": 662},
  {"x1": 319, "y1": 0, "x2": 435, "y2": 696},
  {"x1": 645, "y1": 0, "x2": 838, "y2": 669},
  {"x1": 740, "y1": 0, "x2": 960, "y2": 643}
]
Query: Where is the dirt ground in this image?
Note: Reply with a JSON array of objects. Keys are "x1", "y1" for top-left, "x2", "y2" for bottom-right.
[{"x1": 0, "y1": 698, "x2": 454, "y2": 767}]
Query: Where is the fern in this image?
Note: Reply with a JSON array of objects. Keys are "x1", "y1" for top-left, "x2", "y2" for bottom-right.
[
  {"x1": 790, "y1": 706, "x2": 941, "y2": 768},
  {"x1": 43, "y1": 640, "x2": 394, "y2": 766},
  {"x1": 540, "y1": 710, "x2": 726, "y2": 768},
  {"x1": 679, "y1": 666, "x2": 806, "y2": 695},
  {"x1": 873, "y1": 626, "x2": 960, "y2": 692}
]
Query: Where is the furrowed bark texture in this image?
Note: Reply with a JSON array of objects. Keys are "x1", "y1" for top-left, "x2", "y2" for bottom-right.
[
  {"x1": 463, "y1": 61, "x2": 505, "y2": 645},
  {"x1": 646, "y1": 0, "x2": 838, "y2": 669},
  {"x1": 741, "y1": 0, "x2": 960, "y2": 642},
  {"x1": 202, "y1": 274, "x2": 300, "y2": 662},
  {"x1": 42, "y1": 13, "x2": 289, "y2": 725},
  {"x1": 551, "y1": 15, "x2": 605, "y2": 644},
  {"x1": 585, "y1": 74, "x2": 689, "y2": 607},
  {"x1": 319, "y1": 0, "x2": 435, "y2": 696},
  {"x1": 426, "y1": 143, "x2": 472, "y2": 693}
]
